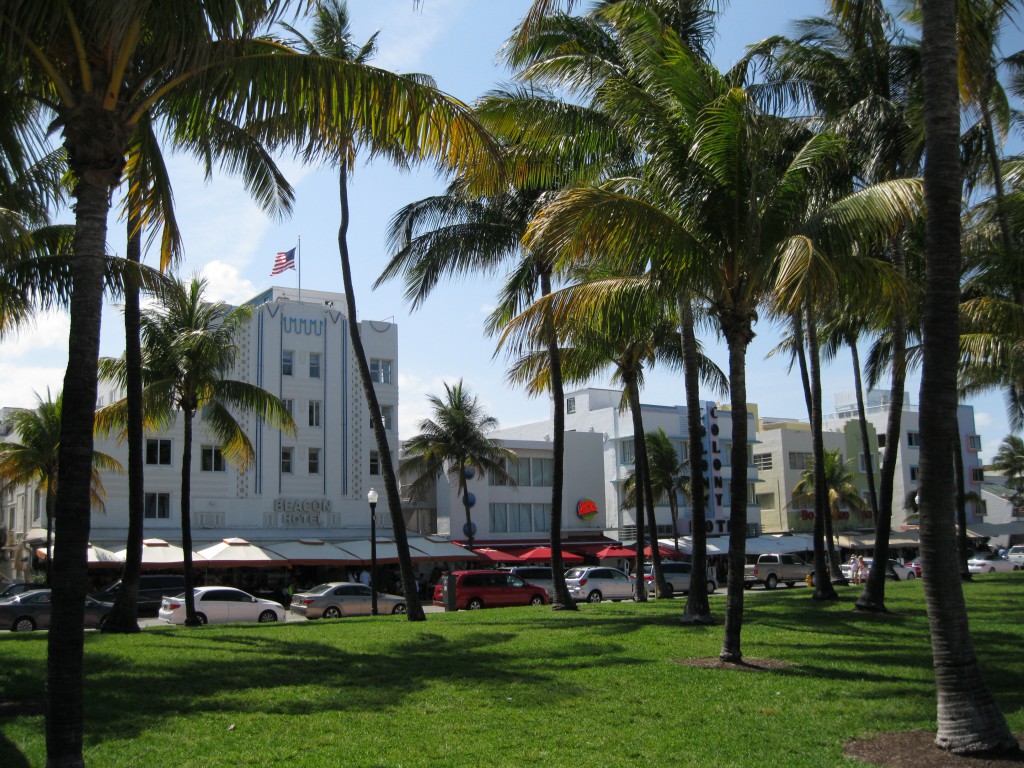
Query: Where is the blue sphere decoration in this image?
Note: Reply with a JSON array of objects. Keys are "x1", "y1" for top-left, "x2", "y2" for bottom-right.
[
  {"x1": 463, "y1": 522, "x2": 477, "y2": 537},
  {"x1": 463, "y1": 466, "x2": 476, "y2": 480},
  {"x1": 464, "y1": 491, "x2": 476, "y2": 508}
]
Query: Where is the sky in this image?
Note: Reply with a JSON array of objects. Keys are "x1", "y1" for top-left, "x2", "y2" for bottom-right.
[{"x1": 0, "y1": 0, "x2": 1017, "y2": 463}]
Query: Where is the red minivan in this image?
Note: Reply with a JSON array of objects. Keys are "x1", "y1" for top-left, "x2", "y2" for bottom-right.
[{"x1": 432, "y1": 570, "x2": 549, "y2": 610}]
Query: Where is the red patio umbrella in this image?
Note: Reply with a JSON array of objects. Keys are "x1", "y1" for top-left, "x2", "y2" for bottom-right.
[
  {"x1": 471, "y1": 548, "x2": 522, "y2": 563},
  {"x1": 516, "y1": 546, "x2": 583, "y2": 563},
  {"x1": 593, "y1": 545, "x2": 638, "y2": 559},
  {"x1": 644, "y1": 543, "x2": 684, "y2": 560}
]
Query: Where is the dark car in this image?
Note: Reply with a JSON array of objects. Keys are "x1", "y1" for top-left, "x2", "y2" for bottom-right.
[
  {"x1": 0, "y1": 589, "x2": 113, "y2": 632},
  {"x1": 0, "y1": 582, "x2": 38, "y2": 599},
  {"x1": 433, "y1": 570, "x2": 549, "y2": 610},
  {"x1": 92, "y1": 574, "x2": 186, "y2": 616}
]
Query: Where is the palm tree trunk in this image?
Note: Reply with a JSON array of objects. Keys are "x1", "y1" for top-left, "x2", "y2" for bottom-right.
[
  {"x1": 458, "y1": 460, "x2": 475, "y2": 551},
  {"x1": 920, "y1": 0, "x2": 1017, "y2": 751},
  {"x1": 720, "y1": 319, "x2": 752, "y2": 663},
  {"x1": 625, "y1": 376, "x2": 648, "y2": 603},
  {"x1": 850, "y1": 336, "x2": 881, "y2": 521},
  {"x1": 857, "y1": 240, "x2": 907, "y2": 612},
  {"x1": 48, "y1": 177, "x2": 109, "y2": 768},
  {"x1": 639, "y1": 425, "x2": 669, "y2": 598},
  {"x1": 104, "y1": 217, "x2": 144, "y2": 633},
  {"x1": 181, "y1": 410, "x2": 200, "y2": 626},
  {"x1": 951, "y1": 415, "x2": 971, "y2": 580},
  {"x1": 807, "y1": 311, "x2": 842, "y2": 591},
  {"x1": 337, "y1": 168, "x2": 425, "y2": 621},
  {"x1": 541, "y1": 270, "x2": 576, "y2": 611},
  {"x1": 679, "y1": 299, "x2": 713, "y2": 624}
]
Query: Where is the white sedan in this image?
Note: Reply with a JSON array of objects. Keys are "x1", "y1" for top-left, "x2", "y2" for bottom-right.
[
  {"x1": 158, "y1": 587, "x2": 285, "y2": 625},
  {"x1": 967, "y1": 553, "x2": 1021, "y2": 574}
]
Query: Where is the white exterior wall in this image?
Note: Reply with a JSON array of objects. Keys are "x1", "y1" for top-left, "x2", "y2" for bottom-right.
[
  {"x1": 13, "y1": 286, "x2": 401, "y2": 557},
  {"x1": 490, "y1": 388, "x2": 762, "y2": 541}
]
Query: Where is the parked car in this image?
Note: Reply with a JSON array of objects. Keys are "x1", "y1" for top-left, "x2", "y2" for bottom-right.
[
  {"x1": 1007, "y1": 546, "x2": 1024, "y2": 566},
  {"x1": 290, "y1": 582, "x2": 407, "y2": 618},
  {"x1": 842, "y1": 558, "x2": 917, "y2": 581},
  {"x1": 499, "y1": 566, "x2": 555, "y2": 597},
  {"x1": 564, "y1": 566, "x2": 634, "y2": 603},
  {"x1": 967, "y1": 552, "x2": 1020, "y2": 574},
  {"x1": 905, "y1": 561, "x2": 923, "y2": 577},
  {"x1": 0, "y1": 582, "x2": 38, "y2": 599},
  {"x1": 158, "y1": 587, "x2": 285, "y2": 625},
  {"x1": 640, "y1": 562, "x2": 717, "y2": 597},
  {"x1": 744, "y1": 553, "x2": 813, "y2": 589},
  {"x1": 92, "y1": 574, "x2": 186, "y2": 617},
  {"x1": 0, "y1": 589, "x2": 112, "y2": 632},
  {"x1": 432, "y1": 570, "x2": 548, "y2": 610}
]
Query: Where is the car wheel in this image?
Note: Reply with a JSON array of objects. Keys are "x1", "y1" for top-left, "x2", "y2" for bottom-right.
[
  {"x1": 706, "y1": 580, "x2": 717, "y2": 595},
  {"x1": 529, "y1": 595, "x2": 544, "y2": 606},
  {"x1": 258, "y1": 610, "x2": 278, "y2": 623},
  {"x1": 785, "y1": 582, "x2": 795, "y2": 588},
  {"x1": 323, "y1": 606, "x2": 341, "y2": 619},
  {"x1": 587, "y1": 590, "x2": 603, "y2": 603},
  {"x1": 663, "y1": 584, "x2": 674, "y2": 599},
  {"x1": 1014, "y1": 566, "x2": 1020, "y2": 571},
  {"x1": 392, "y1": 603, "x2": 407, "y2": 614},
  {"x1": 196, "y1": 613, "x2": 208, "y2": 625},
  {"x1": 467, "y1": 598, "x2": 484, "y2": 610},
  {"x1": 12, "y1": 616, "x2": 35, "y2": 632},
  {"x1": 744, "y1": 582, "x2": 753, "y2": 590},
  {"x1": 989, "y1": 567, "x2": 996, "y2": 573},
  {"x1": 765, "y1": 575, "x2": 778, "y2": 590},
  {"x1": 906, "y1": 572, "x2": 916, "y2": 580},
  {"x1": 98, "y1": 613, "x2": 109, "y2": 628}
]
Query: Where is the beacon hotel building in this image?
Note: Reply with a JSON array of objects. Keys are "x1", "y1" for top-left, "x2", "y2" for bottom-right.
[{"x1": 1, "y1": 285, "x2": 402, "y2": 574}]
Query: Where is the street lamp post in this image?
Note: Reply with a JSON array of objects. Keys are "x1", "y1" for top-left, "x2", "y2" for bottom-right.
[{"x1": 368, "y1": 487, "x2": 378, "y2": 616}]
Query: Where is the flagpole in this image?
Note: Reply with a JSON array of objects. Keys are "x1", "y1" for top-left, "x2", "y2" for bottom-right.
[{"x1": 297, "y1": 236, "x2": 302, "y2": 303}]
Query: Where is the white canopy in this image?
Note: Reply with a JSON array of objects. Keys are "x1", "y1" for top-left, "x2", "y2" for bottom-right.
[
  {"x1": 195, "y1": 537, "x2": 284, "y2": 568},
  {"x1": 406, "y1": 537, "x2": 480, "y2": 561},
  {"x1": 263, "y1": 539, "x2": 361, "y2": 565},
  {"x1": 115, "y1": 537, "x2": 207, "y2": 567}
]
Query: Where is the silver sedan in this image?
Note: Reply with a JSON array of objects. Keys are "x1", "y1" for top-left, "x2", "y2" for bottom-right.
[{"x1": 290, "y1": 582, "x2": 407, "y2": 618}]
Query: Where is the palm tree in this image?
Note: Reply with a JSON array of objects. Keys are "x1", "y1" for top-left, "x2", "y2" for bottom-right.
[
  {"x1": 621, "y1": 428, "x2": 689, "y2": 554},
  {"x1": 97, "y1": 276, "x2": 294, "y2": 626},
  {"x1": 275, "y1": 0, "x2": 499, "y2": 621},
  {"x1": 793, "y1": 449, "x2": 865, "y2": 530},
  {"x1": 992, "y1": 435, "x2": 1024, "y2": 506},
  {"x1": 918, "y1": 0, "x2": 1018, "y2": 754},
  {"x1": 400, "y1": 380, "x2": 517, "y2": 551},
  {"x1": 0, "y1": 391, "x2": 121, "y2": 586}
]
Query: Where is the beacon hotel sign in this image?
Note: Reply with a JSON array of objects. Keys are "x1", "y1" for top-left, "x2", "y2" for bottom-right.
[{"x1": 273, "y1": 497, "x2": 331, "y2": 527}]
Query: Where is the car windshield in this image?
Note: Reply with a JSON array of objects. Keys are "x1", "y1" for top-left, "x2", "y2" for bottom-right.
[{"x1": 307, "y1": 584, "x2": 335, "y2": 595}]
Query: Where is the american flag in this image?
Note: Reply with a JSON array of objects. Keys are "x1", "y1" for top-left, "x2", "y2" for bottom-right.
[{"x1": 271, "y1": 247, "x2": 296, "y2": 275}]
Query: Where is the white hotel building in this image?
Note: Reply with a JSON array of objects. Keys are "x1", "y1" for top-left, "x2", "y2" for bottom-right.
[{"x1": 1, "y1": 286, "x2": 401, "y2": 577}]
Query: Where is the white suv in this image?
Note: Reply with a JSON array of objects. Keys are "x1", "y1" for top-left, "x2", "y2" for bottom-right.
[
  {"x1": 642, "y1": 562, "x2": 718, "y2": 597},
  {"x1": 1007, "y1": 546, "x2": 1024, "y2": 566},
  {"x1": 564, "y1": 566, "x2": 634, "y2": 603}
]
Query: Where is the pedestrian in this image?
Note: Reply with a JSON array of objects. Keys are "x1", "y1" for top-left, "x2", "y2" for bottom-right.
[
  {"x1": 856, "y1": 555, "x2": 866, "y2": 585},
  {"x1": 359, "y1": 568, "x2": 371, "y2": 587},
  {"x1": 848, "y1": 554, "x2": 860, "y2": 585},
  {"x1": 417, "y1": 573, "x2": 428, "y2": 599}
]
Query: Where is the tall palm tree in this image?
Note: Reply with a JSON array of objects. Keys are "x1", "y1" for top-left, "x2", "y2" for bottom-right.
[
  {"x1": 275, "y1": 0, "x2": 499, "y2": 621},
  {"x1": 992, "y1": 434, "x2": 1024, "y2": 506},
  {"x1": 0, "y1": 391, "x2": 121, "y2": 586},
  {"x1": 622, "y1": 427, "x2": 690, "y2": 556},
  {"x1": 401, "y1": 380, "x2": 517, "y2": 551},
  {"x1": 97, "y1": 277, "x2": 294, "y2": 626},
  {"x1": 918, "y1": 0, "x2": 1018, "y2": 754}
]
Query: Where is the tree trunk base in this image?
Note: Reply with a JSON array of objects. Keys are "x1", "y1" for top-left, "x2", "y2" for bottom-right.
[
  {"x1": 550, "y1": 601, "x2": 578, "y2": 612},
  {"x1": 853, "y1": 599, "x2": 889, "y2": 614},
  {"x1": 405, "y1": 607, "x2": 427, "y2": 621},
  {"x1": 812, "y1": 585, "x2": 840, "y2": 601},
  {"x1": 937, "y1": 732, "x2": 1021, "y2": 756},
  {"x1": 719, "y1": 650, "x2": 742, "y2": 663},
  {"x1": 680, "y1": 610, "x2": 716, "y2": 626},
  {"x1": 960, "y1": 572, "x2": 973, "y2": 582},
  {"x1": 831, "y1": 577, "x2": 850, "y2": 586},
  {"x1": 100, "y1": 620, "x2": 140, "y2": 634}
]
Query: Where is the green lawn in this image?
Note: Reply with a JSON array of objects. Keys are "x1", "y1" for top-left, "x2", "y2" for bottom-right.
[{"x1": 2, "y1": 577, "x2": 1022, "y2": 767}]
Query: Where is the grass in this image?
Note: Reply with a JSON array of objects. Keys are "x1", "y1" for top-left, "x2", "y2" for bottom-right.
[{"x1": 1, "y1": 577, "x2": 1022, "y2": 767}]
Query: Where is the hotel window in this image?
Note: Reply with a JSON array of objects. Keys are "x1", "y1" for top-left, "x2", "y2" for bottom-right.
[
  {"x1": 144, "y1": 493, "x2": 170, "y2": 519},
  {"x1": 381, "y1": 405, "x2": 394, "y2": 430},
  {"x1": 283, "y1": 399, "x2": 294, "y2": 418},
  {"x1": 531, "y1": 458, "x2": 554, "y2": 487},
  {"x1": 788, "y1": 452, "x2": 813, "y2": 470},
  {"x1": 309, "y1": 400, "x2": 321, "y2": 428},
  {"x1": 907, "y1": 431, "x2": 921, "y2": 448},
  {"x1": 967, "y1": 435, "x2": 982, "y2": 451},
  {"x1": 201, "y1": 446, "x2": 225, "y2": 472},
  {"x1": 620, "y1": 441, "x2": 635, "y2": 465},
  {"x1": 970, "y1": 467, "x2": 984, "y2": 483},
  {"x1": 753, "y1": 453, "x2": 773, "y2": 471},
  {"x1": 308, "y1": 448, "x2": 321, "y2": 475},
  {"x1": 146, "y1": 439, "x2": 172, "y2": 466},
  {"x1": 566, "y1": 397, "x2": 576, "y2": 414},
  {"x1": 309, "y1": 352, "x2": 321, "y2": 379},
  {"x1": 370, "y1": 358, "x2": 392, "y2": 384},
  {"x1": 909, "y1": 465, "x2": 919, "y2": 482},
  {"x1": 490, "y1": 503, "x2": 507, "y2": 533},
  {"x1": 370, "y1": 450, "x2": 380, "y2": 475},
  {"x1": 281, "y1": 447, "x2": 294, "y2": 474},
  {"x1": 282, "y1": 350, "x2": 294, "y2": 376}
]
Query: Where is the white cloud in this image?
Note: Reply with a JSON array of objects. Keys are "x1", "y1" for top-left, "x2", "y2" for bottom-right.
[
  {"x1": 396, "y1": 371, "x2": 464, "y2": 438},
  {"x1": 368, "y1": 0, "x2": 465, "y2": 74},
  {"x1": 0, "y1": 362, "x2": 68, "y2": 409},
  {"x1": 1, "y1": 311, "x2": 70, "y2": 359},
  {"x1": 479, "y1": 303, "x2": 495, "y2": 315},
  {"x1": 201, "y1": 261, "x2": 259, "y2": 305},
  {"x1": 974, "y1": 411, "x2": 993, "y2": 430}
]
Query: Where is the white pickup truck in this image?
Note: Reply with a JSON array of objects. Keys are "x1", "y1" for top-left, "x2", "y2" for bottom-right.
[{"x1": 743, "y1": 554, "x2": 813, "y2": 590}]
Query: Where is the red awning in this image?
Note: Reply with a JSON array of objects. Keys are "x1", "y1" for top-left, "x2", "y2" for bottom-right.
[
  {"x1": 470, "y1": 547, "x2": 523, "y2": 563},
  {"x1": 515, "y1": 546, "x2": 584, "y2": 563}
]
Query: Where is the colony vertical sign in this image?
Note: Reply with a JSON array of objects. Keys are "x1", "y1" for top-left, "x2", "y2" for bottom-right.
[{"x1": 693, "y1": 401, "x2": 730, "y2": 535}]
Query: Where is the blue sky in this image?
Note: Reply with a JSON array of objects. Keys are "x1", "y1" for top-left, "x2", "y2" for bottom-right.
[{"x1": 0, "y1": 0, "x2": 1016, "y2": 462}]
